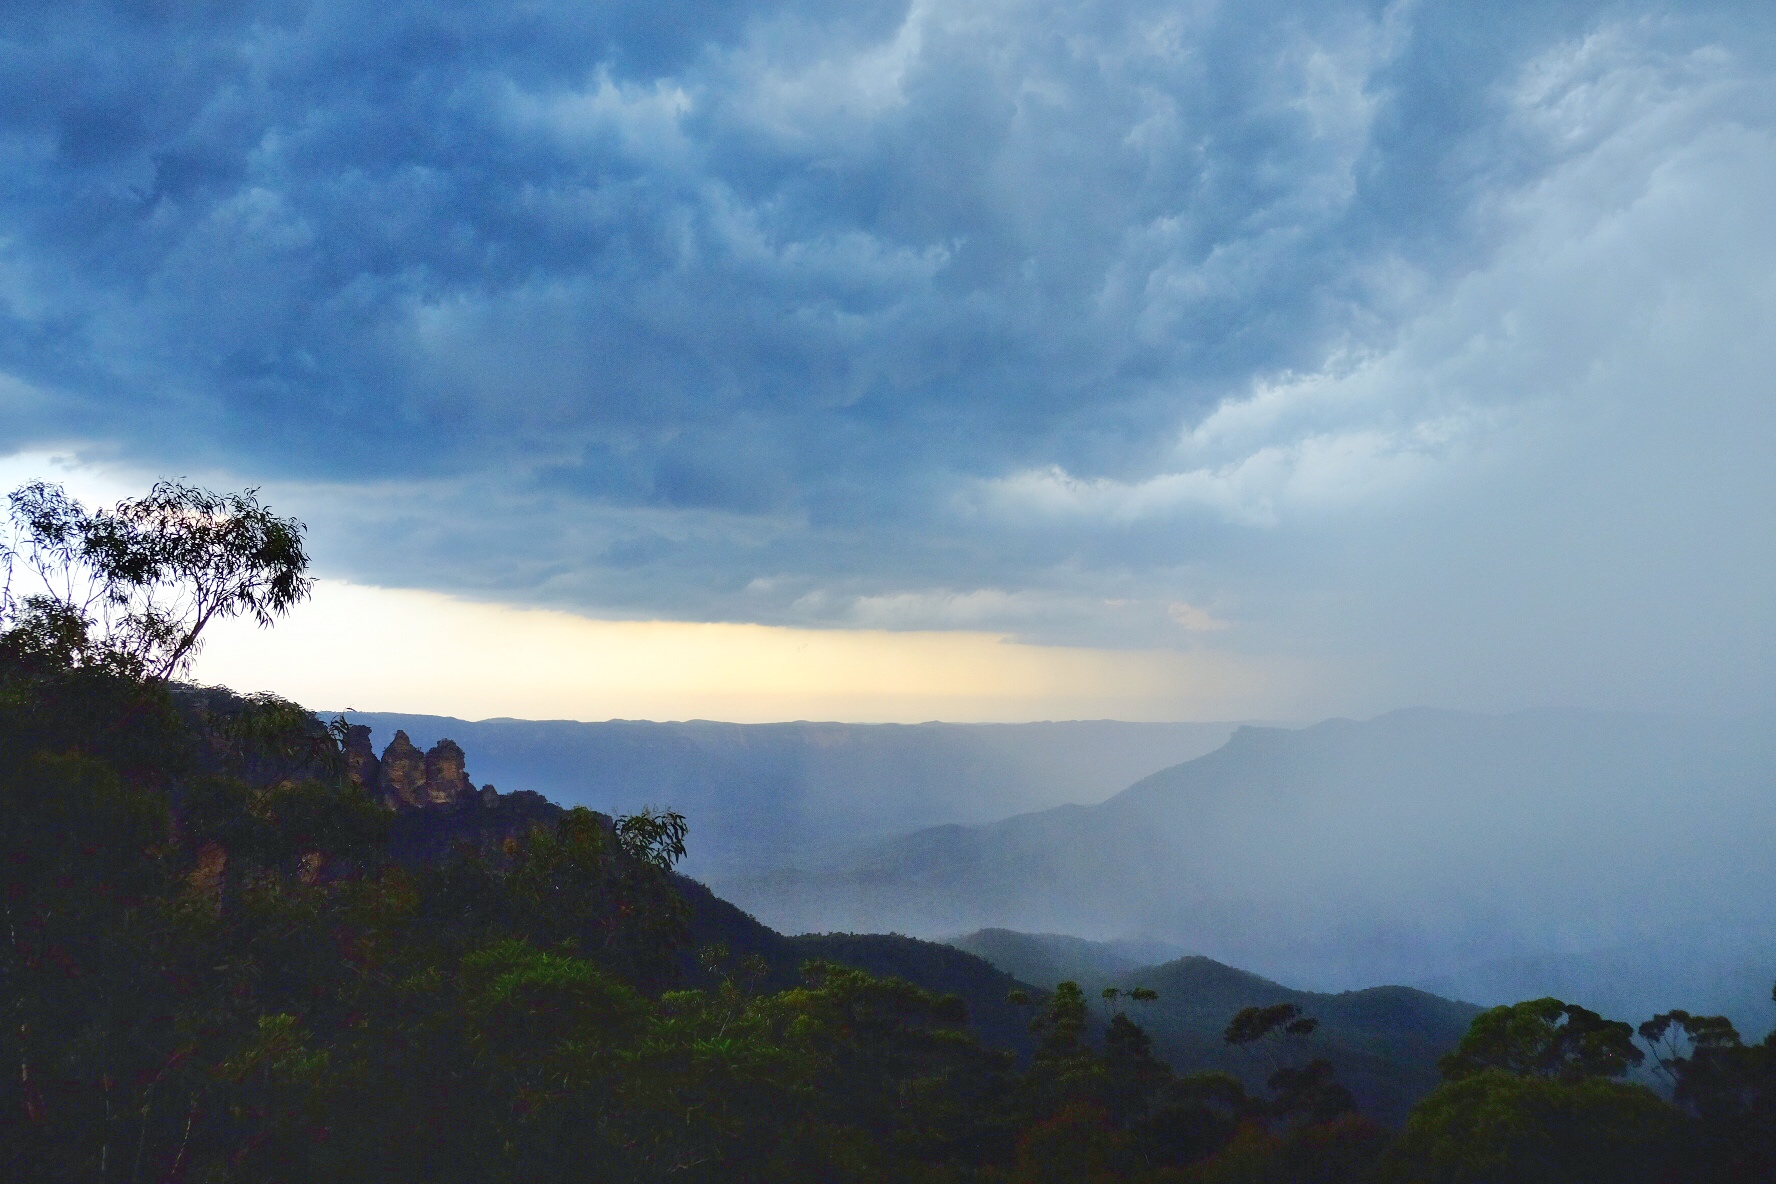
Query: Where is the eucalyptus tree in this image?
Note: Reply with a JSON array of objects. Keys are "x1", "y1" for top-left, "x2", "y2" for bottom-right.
[{"x1": 1, "y1": 480, "x2": 311, "y2": 681}]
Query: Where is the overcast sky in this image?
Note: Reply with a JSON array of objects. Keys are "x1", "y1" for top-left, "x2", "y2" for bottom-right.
[{"x1": 2, "y1": 0, "x2": 1772, "y2": 721}]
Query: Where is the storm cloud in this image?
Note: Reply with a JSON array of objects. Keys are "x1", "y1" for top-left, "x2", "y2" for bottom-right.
[{"x1": 2, "y1": 0, "x2": 1773, "y2": 714}]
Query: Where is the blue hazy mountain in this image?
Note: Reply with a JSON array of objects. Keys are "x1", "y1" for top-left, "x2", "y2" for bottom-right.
[
  {"x1": 337, "y1": 714, "x2": 1237, "y2": 878},
  {"x1": 947, "y1": 928, "x2": 1188, "y2": 989},
  {"x1": 722, "y1": 708, "x2": 1776, "y2": 1028}
]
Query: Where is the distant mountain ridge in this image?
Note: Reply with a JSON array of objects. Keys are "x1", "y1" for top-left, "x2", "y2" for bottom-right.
[
  {"x1": 946, "y1": 929, "x2": 1479, "y2": 1123},
  {"x1": 337, "y1": 713, "x2": 1238, "y2": 877},
  {"x1": 947, "y1": 928, "x2": 1187, "y2": 988},
  {"x1": 723, "y1": 708, "x2": 1776, "y2": 1026},
  {"x1": 1120, "y1": 958, "x2": 1478, "y2": 1124}
]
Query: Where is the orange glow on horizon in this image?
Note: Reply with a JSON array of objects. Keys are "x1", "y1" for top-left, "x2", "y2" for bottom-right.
[{"x1": 191, "y1": 580, "x2": 1305, "y2": 723}]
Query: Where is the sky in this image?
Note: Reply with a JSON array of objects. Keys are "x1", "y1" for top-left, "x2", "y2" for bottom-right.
[{"x1": 0, "y1": 0, "x2": 1772, "y2": 722}]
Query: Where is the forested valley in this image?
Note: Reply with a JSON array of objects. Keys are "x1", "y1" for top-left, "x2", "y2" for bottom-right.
[{"x1": 5, "y1": 482, "x2": 1775, "y2": 1183}]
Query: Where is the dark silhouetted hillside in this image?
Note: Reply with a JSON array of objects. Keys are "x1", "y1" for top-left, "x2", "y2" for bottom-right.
[{"x1": 363, "y1": 760, "x2": 1042, "y2": 1058}]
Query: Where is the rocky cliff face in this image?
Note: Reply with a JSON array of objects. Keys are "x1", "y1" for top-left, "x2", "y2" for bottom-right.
[
  {"x1": 422, "y1": 738, "x2": 474, "y2": 807},
  {"x1": 343, "y1": 725, "x2": 382, "y2": 797},
  {"x1": 345, "y1": 726, "x2": 496, "y2": 812},
  {"x1": 379, "y1": 730, "x2": 428, "y2": 807}
]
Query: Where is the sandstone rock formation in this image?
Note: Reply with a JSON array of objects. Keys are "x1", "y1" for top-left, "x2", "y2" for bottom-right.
[
  {"x1": 343, "y1": 725, "x2": 381, "y2": 798},
  {"x1": 422, "y1": 739, "x2": 474, "y2": 807},
  {"x1": 379, "y1": 730, "x2": 428, "y2": 808},
  {"x1": 344, "y1": 726, "x2": 499, "y2": 812}
]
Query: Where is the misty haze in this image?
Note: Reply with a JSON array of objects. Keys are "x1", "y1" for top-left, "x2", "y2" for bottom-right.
[{"x1": 5, "y1": 0, "x2": 1775, "y2": 1179}]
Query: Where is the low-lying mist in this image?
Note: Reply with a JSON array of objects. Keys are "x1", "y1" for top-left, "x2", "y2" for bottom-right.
[
  {"x1": 716, "y1": 708, "x2": 1776, "y2": 1027},
  {"x1": 335, "y1": 713, "x2": 1238, "y2": 879}
]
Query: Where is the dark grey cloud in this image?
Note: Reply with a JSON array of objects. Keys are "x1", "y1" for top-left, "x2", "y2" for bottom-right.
[{"x1": 3, "y1": 0, "x2": 1774, "y2": 711}]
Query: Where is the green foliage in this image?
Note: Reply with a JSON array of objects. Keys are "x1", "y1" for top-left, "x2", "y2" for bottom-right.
[
  {"x1": 615, "y1": 806, "x2": 690, "y2": 870},
  {"x1": 2, "y1": 481, "x2": 311, "y2": 681},
  {"x1": 1105, "y1": 1011, "x2": 1170, "y2": 1122},
  {"x1": 1379, "y1": 1070, "x2": 1682, "y2": 1184},
  {"x1": 1640, "y1": 1008, "x2": 1776, "y2": 1178},
  {"x1": 207, "y1": 690, "x2": 348, "y2": 785},
  {"x1": 1223, "y1": 1003, "x2": 1325, "y2": 1092},
  {"x1": 407, "y1": 804, "x2": 691, "y2": 986},
  {"x1": 1001, "y1": 1101, "x2": 1127, "y2": 1184},
  {"x1": 0, "y1": 748, "x2": 169, "y2": 898},
  {"x1": 181, "y1": 772, "x2": 389, "y2": 876},
  {"x1": 1225, "y1": 1003, "x2": 1319, "y2": 1048},
  {"x1": 0, "y1": 752, "x2": 174, "y2": 1178},
  {"x1": 1218, "y1": 1001, "x2": 1353, "y2": 1129},
  {"x1": 1021, "y1": 981, "x2": 1108, "y2": 1115},
  {"x1": 0, "y1": 660, "x2": 193, "y2": 787},
  {"x1": 1438, "y1": 998, "x2": 1643, "y2": 1082}
]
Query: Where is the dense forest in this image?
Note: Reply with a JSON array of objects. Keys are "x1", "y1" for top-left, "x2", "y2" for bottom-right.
[{"x1": 3, "y1": 481, "x2": 1774, "y2": 1182}]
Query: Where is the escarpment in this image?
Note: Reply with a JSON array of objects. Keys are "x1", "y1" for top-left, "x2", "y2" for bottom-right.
[
  {"x1": 341, "y1": 724, "x2": 565, "y2": 863},
  {"x1": 344, "y1": 725, "x2": 502, "y2": 811}
]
